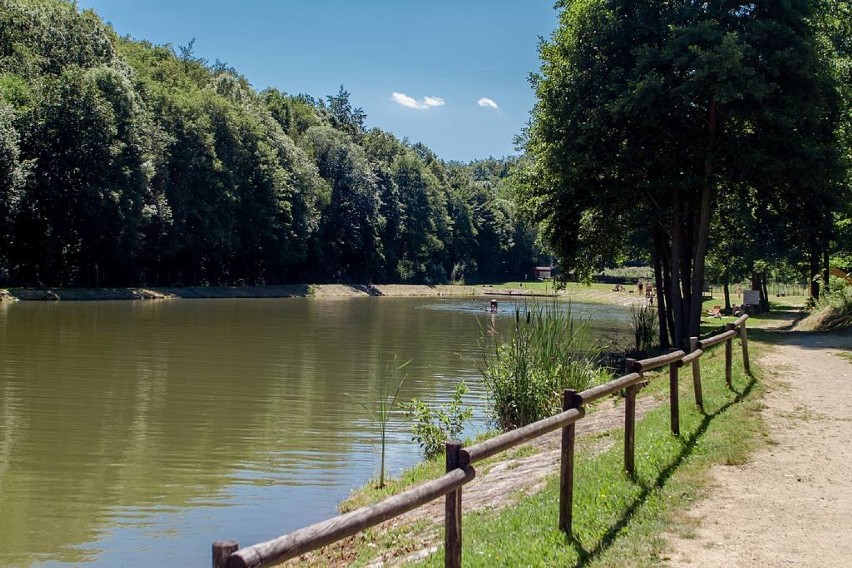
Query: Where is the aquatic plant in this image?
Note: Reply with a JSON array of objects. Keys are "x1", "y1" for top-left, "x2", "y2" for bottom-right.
[{"x1": 480, "y1": 303, "x2": 602, "y2": 430}]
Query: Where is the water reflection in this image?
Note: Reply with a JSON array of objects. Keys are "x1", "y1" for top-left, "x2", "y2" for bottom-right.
[{"x1": 0, "y1": 297, "x2": 629, "y2": 565}]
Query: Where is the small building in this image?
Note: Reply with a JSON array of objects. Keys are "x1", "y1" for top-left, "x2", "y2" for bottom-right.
[{"x1": 534, "y1": 266, "x2": 553, "y2": 280}]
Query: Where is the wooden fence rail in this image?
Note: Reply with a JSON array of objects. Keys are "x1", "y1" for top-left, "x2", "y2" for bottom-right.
[{"x1": 213, "y1": 315, "x2": 751, "y2": 568}]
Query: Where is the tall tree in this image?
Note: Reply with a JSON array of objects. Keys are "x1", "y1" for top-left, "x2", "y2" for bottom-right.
[{"x1": 522, "y1": 0, "x2": 847, "y2": 347}]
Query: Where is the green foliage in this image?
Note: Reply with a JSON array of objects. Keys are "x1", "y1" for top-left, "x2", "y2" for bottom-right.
[
  {"x1": 480, "y1": 304, "x2": 602, "y2": 430},
  {"x1": 0, "y1": 0, "x2": 541, "y2": 287},
  {"x1": 522, "y1": 0, "x2": 849, "y2": 346},
  {"x1": 820, "y1": 275, "x2": 852, "y2": 313},
  {"x1": 629, "y1": 304, "x2": 657, "y2": 355},
  {"x1": 403, "y1": 382, "x2": 473, "y2": 460}
]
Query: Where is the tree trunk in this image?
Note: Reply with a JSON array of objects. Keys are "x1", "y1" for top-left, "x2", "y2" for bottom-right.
[
  {"x1": 761, "y1": 271, "x2": 770, "y2": 312},
  {"x1": 670, "y1": 191, "x2": 685, "y2": 349},
  {"x1": 823, "y1": 249, "x2": 830, "y2": 296},
  {"x1": 809, "y1": 251, "x2": 820, "y2": 300},
  {"x1": 690, "y1": 93, "x2": 716, "y2": 338},
  {"x1": 723, "y1": 273, "x2": 731, "y2": 313},
  {"x1": 652, "y1": 226, "x2": 670, "y2": 349},
  {"x1": 690, "y1": 182, "x2": 713, "y2": 337}
]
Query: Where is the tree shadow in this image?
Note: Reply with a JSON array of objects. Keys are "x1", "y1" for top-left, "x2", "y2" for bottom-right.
[
  {"x1": 567, "y1": 376, "x2": 758, "y2": 567},
  {"x1": 748, "y1": 327, "x2": 852, "y2": 351}
]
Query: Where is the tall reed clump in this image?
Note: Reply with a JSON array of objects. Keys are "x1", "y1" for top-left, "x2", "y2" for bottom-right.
[
  {"x1": 480, "y1": 303, "x2": 603, "y2": 430},
  {"x1": 630, "y1": 304, "x2": 658, "y2": 354}
]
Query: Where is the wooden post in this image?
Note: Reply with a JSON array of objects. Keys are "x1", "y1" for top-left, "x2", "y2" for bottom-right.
[
  {"x1": 689, "y1": 337, "x2": 704, "y2": 412},
  {"x1": 213, "y1": 540, "x2": 239, "y2": 568},
  {"x1": 625, "y1": 383, "x2": 638, "y2": 477},
  {"x1": 669, "y1": 352, "x2": 680, "y2": 437},
  {"x1": 725, "y1": 323, "x2": 734, "y2": 388},
  {"x1": 739, "y1": 320, "x2": 751, "y2": 375},
  {"x1": 624, "y1": 358, "x2": 639, "y2": 477},
  {"x1": 559, "y1": 389, "x2": 581, "y2": 535},
  {"x1": 445, "y1": 441, "x2": 463, "y2": 568}
]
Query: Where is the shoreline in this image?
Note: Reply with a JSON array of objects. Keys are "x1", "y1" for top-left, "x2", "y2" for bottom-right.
[{"x1": 0, "y1": 283, "x2": 563, "y2": 302}]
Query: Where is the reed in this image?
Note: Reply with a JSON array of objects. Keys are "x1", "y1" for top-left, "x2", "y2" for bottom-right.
[{"x1": 480, "y1": 303, "x2": 601, "y2": 430}]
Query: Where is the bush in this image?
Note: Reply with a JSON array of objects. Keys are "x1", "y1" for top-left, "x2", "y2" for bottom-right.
[
  {"x1": 820, "y1": 275, "x2": 852, "y2": 313},
  {"x1": 480, "y1": 304, "x2": 602, "y2": 430},
  {"x1": 403, "y1": 382, "x2": 473, "y2": 459}
]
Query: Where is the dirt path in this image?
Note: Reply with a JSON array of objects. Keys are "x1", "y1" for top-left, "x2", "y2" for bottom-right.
[{"x1": 666, "y1": 331, "x2": 852, "y2": 567}]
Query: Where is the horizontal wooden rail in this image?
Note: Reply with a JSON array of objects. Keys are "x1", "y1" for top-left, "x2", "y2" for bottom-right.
[
  {"x1": 633, "y1": 350, "x2": 685, "y2": 372},
  {"x1": 215, "y1": 315, "x2": 751, "y2": 567},
  {"x1": 230, "y1": 466, "x2": 476, "y2": 568},
  {"x1": 464, "y1": 407, "x2": 584, "y2": 464},
  {"x1": 698, "y1": 329, "x2": 736, "y2": 349},
  {"x1": 578, "y1": 372, "x2": 643, "y2": 404},
  {"x1": 679, "y1": 348, "x2": 703, "y2": 366}
]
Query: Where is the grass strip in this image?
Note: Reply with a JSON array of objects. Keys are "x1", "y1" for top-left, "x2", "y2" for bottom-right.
[
  {"x1": 298, "y1": 338, "x2": 764, "y2": 566},
  {"x1": 413, "y1": 341, "x2": 765, "y2": 567}
]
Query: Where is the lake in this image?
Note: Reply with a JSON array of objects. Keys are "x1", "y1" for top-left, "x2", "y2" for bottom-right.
[{"x1": 0, "y1": 296, "x2": 631, "y2": 566}]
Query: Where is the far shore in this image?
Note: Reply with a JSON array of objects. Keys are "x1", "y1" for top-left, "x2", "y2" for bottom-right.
[{"x1": 0, "y1": 283, "x2": 564, "y2": 303}]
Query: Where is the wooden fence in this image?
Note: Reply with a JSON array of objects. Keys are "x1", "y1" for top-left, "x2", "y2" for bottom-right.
[{"x1": 212, "y1": 315, "x2": 751, "y2": 568}]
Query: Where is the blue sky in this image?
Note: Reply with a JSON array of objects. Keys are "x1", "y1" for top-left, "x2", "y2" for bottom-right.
[{"x1": 77, "y1": 1, "x2": 559, "y2": 162}]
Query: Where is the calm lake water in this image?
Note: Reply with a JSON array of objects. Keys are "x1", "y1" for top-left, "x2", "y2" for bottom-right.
[{"x1": 0, "y1": 296, "x2": 630, "y2": 566}]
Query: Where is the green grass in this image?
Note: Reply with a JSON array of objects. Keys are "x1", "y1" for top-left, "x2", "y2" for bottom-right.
[
  {"x1": 414, "y1": 340, "x2": 764, "y2": 567},
  {"x1": 315, "y1": 335, "x2": 764, "y2": 567}
]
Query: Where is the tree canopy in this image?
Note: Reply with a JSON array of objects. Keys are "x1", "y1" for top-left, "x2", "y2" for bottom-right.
[
  {"x1": 0, "y1": 0, "x2": 536, "y2": 287},
  {"x1": 520, "y1": 0, "x2": 850, "y2": 347}
]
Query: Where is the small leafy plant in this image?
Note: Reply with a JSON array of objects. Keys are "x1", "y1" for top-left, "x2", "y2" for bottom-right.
[
  {"x1": 403, "y1": 381, "x2": 473, "y2": 460},
  {"x1": 347, "y1": 359, "x2": 410, "y2": 488}
]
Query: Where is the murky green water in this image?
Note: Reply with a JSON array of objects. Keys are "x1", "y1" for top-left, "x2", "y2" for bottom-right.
[{"x1": 0, "y1": 297, "x2": 630, "y2": 566}]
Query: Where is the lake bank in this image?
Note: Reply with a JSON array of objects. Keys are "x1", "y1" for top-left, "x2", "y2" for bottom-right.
[
  {"x1": 0, "y1": 284, "x2": 471, "y2": 302},
  {"x1": 0, "y1": 282, "x2": 645, "y2": 305}
]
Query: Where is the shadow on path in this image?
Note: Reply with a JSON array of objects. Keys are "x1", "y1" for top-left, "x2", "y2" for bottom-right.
[{"x1": 567, "y1": 377, "x2": 758, "y2": 567}]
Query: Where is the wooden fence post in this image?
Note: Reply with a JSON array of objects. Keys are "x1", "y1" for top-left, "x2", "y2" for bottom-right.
[
  {"x1": 624, "y1": 358, "x2": 640, "y2": 477},
  {"x1": 689, "y1": 337, "x2": 704, "y2": 412},
  {"x1": 625, "y1": 384, "x2": 638, "y2": 476},
  {"x1": 559, "y1": 389, "x2": 582, "y2": 535},
  {"x1": 445, "y1": 441, "x2": 463, "y2": 568},
  {"x1": 725, "y1": 323, "x2": 734, "y2": 388},
  {"x1": 212, "y1": 540, "x2": 239, "y2": 568},
  {"x1": 739, "y1": 320, "x2": 751, "y2": 375},
  {"x1": 669, "y1": 351, "x2": 680, "y2": 437}
]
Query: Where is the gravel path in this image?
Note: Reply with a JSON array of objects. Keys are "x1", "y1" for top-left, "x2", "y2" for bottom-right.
[{"x1": 666, "y1": 331, "x2": 852, "y2": 567}]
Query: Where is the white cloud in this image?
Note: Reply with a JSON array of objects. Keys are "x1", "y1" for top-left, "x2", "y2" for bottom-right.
[
  {"x1": 478, "y1": 97, "x2": 499, "y2": 110},
  {"x1": 392, "y1": 92, "x2": 445, "y2": 110},
  {"x1": 422, "y1": 96, "x2": 445, "y2": 108}
]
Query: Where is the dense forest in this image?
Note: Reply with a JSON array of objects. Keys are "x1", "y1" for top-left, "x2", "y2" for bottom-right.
[{"x1": 0, "y1": 0, "x2": 539, "y2": 287}]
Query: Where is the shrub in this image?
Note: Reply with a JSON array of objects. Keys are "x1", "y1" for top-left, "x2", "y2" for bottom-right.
[
  {"x1": 480, "y1": 304, "x2": 602, "y2": 430},
  {"x1": 403, "y1": 381, "x2": 473, "y2": 459},
  {"x1": 820, "y1": 275, "x2": 852, "y2": 313}
]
